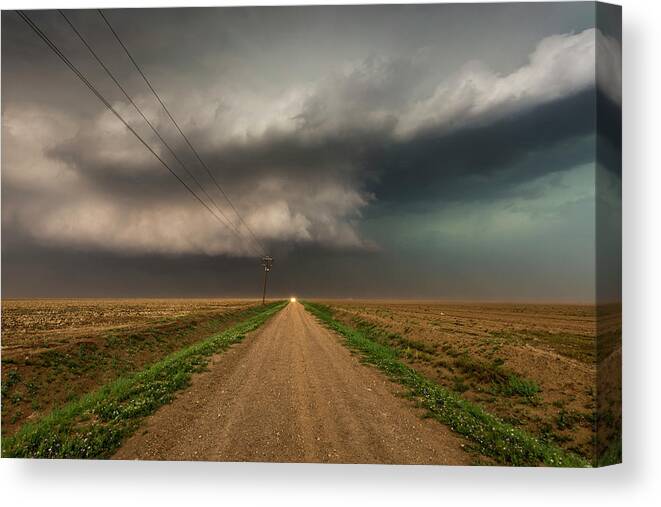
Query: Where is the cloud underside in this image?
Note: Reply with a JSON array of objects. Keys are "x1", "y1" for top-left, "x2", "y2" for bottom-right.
[{"x1": 2, "y1": 27, "x2": 620, "y2": 256}]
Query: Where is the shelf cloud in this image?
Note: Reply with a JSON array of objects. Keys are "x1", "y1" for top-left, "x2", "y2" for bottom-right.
[{"x1": 1, "y1": 4, "x2": 620, "y2": 299}]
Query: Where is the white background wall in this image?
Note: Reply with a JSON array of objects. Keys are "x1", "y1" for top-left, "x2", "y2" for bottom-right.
[{"x1": 1, "y1": 0, "x2": 658, "y2": 505}]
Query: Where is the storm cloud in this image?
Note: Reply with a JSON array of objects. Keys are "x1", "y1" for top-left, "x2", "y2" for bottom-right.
[{"x1": 1, "y1": 4, "x2": 621, "y2": 300}]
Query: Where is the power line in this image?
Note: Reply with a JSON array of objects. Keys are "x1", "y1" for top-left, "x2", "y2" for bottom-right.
[
  {"x1": 16, "y1": 10, "x2": 259, "y2": 256},
  {"x1": 56, "y1": 10, "x2": 253, "y2": 251},
  {"x1": 98, "y1": 9, "x2": 267, "y2": 256},
  {"x1": 261, "y1": 255, "x2": 273, "y2": 305}
]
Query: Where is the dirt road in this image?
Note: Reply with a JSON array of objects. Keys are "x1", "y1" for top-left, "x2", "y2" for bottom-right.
[{"x1": 114, "y1": 301, "x2": 469, "y2": 464}]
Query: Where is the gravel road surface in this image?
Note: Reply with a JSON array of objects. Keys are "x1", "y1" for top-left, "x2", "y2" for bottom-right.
[{"x1": 114, "y1": 301, "x2": 469, "y2": 464}]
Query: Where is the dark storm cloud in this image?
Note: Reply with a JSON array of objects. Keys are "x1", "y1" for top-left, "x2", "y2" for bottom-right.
[
  {"x1": 1, "y1": 4, "x2": 621, "y2": 299},
  {"x1": 596, "y1": 91, "x2": 622, "y2": 176},
  {"x1": 369, "y1": 88, "x2": 597, "y2": 205}
]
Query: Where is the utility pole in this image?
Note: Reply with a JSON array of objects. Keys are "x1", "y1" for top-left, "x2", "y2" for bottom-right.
[{"x1": 261, "y1": 255, "x2": 273, "y2": 305}]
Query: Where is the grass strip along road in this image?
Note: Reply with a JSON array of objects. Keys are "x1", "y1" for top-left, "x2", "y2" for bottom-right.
[
  {"x1": 304, "y1": 302, "x2": 589, "y2": 467},
  {"x1": 2, "y1": 301, "x2": 285, "y2": 459}
]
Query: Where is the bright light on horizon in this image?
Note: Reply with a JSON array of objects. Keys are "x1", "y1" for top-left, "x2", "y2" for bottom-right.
[{"x1": 290, "y1": 297, "x2": 297, "y2": 303}]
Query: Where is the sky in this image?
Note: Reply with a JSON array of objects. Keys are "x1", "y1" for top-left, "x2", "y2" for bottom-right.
[{"x1": 1, "y1": 3, "x2": 621, "y2": 301}]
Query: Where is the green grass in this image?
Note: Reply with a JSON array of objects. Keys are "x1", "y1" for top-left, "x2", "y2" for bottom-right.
[
  {"x1": 597, "y1": 432, "x2": 622, "y2": 466},
  {"x1": 1, "y1": 370, "x2": 21, "y2": 398},
  {"x1": 304, "y1": 302, "x2": 589, "y2": 468},
  {"x1": 453, "y1": 354, "x2": 540, "y2": 398},
  {"x1": 2, "y1": 301, "x2": 285, "y2": 459},
  {"x1": 350, "y1": 318, "x2": 436, "y2": 357},
  {"x1": 501, "y1": 375, "x2": 541, "y2": 398}
]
